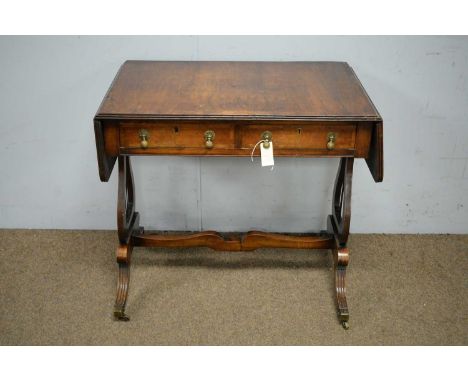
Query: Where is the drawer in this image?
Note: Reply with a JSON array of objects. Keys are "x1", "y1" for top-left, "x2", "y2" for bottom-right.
[
  {"x1": 241, "y1": 124, "x2": 356, "y2": 150},
  {"x1": 119, "y1": 122, "x2": 235, "y2": 149},
  {"x1": 115, "y1": 121, "x2": 356, "y2": 155}
]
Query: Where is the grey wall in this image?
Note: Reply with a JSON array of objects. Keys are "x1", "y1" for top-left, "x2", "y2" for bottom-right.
[{"x1": 0, "y1": 36, "x2": 467, "y2": 233}]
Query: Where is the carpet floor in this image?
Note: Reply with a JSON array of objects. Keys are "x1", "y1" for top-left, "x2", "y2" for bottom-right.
[{"x1": 0, "y1": 230, "x2": 466, "y2": 345}]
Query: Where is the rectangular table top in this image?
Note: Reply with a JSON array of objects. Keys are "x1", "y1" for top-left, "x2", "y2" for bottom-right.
[
  {"x1": 96, "y1": 61, "x2": 381, "y2": 122},
  {"x1": 94, "y1": 61, "x2": 383, "y2": 184}
]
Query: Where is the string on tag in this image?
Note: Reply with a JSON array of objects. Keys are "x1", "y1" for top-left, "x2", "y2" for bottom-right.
[
  {"x1": 250, "y1": 140, "x2": 265, "y2": 162},
  {"x1": 250, "y1": 140, "x2": 274, "y2": 171}
]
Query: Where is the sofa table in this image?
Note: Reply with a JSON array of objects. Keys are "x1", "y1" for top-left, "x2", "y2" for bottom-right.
[{"x1": 94, "y1": 60, "x2": 383, "y2": 329}]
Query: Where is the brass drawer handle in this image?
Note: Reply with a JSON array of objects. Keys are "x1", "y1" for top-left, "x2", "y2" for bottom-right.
[
  {"x1": 327, "y1": 132, "x2": 336, "y2": 150},
  {"x1": 139, "y1": 129, "x2": 149, "y2": 149},
  {"x1": 262, "y1": 131, "x2": 272, "y2": 149},
  {"x1": 204, "y1": 130, "x2": 215, "y2": 148}
]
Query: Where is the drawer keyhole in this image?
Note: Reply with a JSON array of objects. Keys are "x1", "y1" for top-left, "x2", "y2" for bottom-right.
[
  {"x1": 174, "y1": 127, "x2": 179, "y2": 133},
  {"x1": 297, "y1": 128, "x2": 302, "y2": 135}
]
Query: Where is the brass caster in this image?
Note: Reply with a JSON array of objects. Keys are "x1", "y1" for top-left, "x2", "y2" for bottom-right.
[
  {"x1": 138, "y1": 226, "x2": 145, "y2": 234},
  {"x1": 341, "y1": 321, "x2": 349, "y2": 330},
  {"x1": 114, "y1": 309, "x2": 130, "y2": 321}
]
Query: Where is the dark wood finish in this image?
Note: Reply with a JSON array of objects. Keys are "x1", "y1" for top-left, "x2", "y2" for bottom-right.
[
  {"x1": 366, "y1": 121, "x2": 384, "y2": 182},
  {"x1": 242, "y1": 231, "x2": 333, "y2": 250},
  {"x1": 114, "y1": 243, "x2": 132, "y2": 321},
  {"x1": 120, "y1": 121, "x2": 236, "y2": 149},
  {"x1": 104, "y1": 120, "x2": 359, "y2": 157},
  {"x1": 119, "y1": 121, "x2": 356, "y2": 151},
  {"x1": 120, "y1": 146, "x2": 355, "y2": 157},
  {"x1": 132, "y1": 231, "x2": 334, "y2": 251},
  {"x1": 326, "y1": 157, "x2": 354, "y2": 328},
  {"x1": 94, "y1": 61, "x2": 383, "y2": 182},
  {"x1": 113, "y1": 156, "x2": 141, "y2": 320},
  {"x1": 239, "y1": 124, "x2": 355, "y2": 149},
  {"x1": 94, "y1": 120, "x2": 116, "y2": 182},
  {"x1": 96, "y1": 61, "x2": 381, "y2": 120},
  {"x1": 354, "y1": 122, "x2": 373, "y2": 157},
  {"x1": 329, "y1": 157, "x2": 354, "y2": 246},
  {"x1": 117, "y1": 156, "x2": 140, "y2": 244},
  {"x1": 93, "y1": 61, "x2": 384, "y2": 328},
  {"x1": 103, "y1": 123, "x2": 120, "y2": 156},
  {"x1": 333, "y1": 245, "x2": 350, "y2": 329}
]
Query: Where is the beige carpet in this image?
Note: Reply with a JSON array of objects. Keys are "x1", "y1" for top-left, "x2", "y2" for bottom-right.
[{"x1": 0, "y1": 230, "x2": 466, "y2": 345}]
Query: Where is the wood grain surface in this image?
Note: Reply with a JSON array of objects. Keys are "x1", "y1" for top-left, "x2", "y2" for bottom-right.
[
  {"x1": 94, "y1": 61, "x2": 383, "y2": 182},
  {"x1": 96, "y1": 61, "x2": 382, "y2": 121}
]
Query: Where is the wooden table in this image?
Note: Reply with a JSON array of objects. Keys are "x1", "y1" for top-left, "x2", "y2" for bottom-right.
[{"x1": 94, "y1": 61, "x2": 383, "y2": 329}]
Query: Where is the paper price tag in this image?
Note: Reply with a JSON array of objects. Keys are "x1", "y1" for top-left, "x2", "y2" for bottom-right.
[{"x1": 260, "y1": 142, "x2": 274, "y2": 167}]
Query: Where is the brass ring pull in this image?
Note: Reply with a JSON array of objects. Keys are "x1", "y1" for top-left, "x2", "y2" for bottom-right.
[
  {"x1": 327, "y1": 132, "x2": 336, "y2": 150},
  {"x1": 204, "y1": 130, "x2": 215, "y2": 148},
  {"x1": 262, "y1": 131, "x2": 272, "y2": 149},
  {"x1": 139, "y1": 129, "x2": 149, "y2": 149}
]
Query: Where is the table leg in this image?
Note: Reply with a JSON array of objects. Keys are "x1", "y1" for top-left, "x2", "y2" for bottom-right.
[
  {"x1": 114, "y1": 244, "x2": 132, "y2": 321},
  {"x1": 333, "y1": 246, "x2": 349, "y2": 329},
  {"x1": 328, "y1": 157, "x2": 354, "y2": 329},
  {"x1": 114, "y1": 156, "x2": 141, "y2": 321}
]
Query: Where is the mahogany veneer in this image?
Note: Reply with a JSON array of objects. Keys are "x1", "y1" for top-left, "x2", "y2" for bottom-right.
[{"x1": 94, "y1": 61, "x2": 384, "y2": 329}]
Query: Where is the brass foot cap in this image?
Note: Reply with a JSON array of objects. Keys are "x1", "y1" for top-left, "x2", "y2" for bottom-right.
[
  {"x1": 114, "y1": 309, "x2": 130, "y2": 321},
  {"x1": 341, "y1": 321, "x2": 349, "y2": 330}
]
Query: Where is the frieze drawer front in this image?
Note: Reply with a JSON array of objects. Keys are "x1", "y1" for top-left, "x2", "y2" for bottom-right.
[
  {"x1": 117, "y1": 121, "x2": 357, "y2": 155},
  {"x1": 240, "y1": 124, "x2": 356, "y2": 151},
  {"x1": 119, "y1": 122, "x2": 236, "y2": 150}
]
